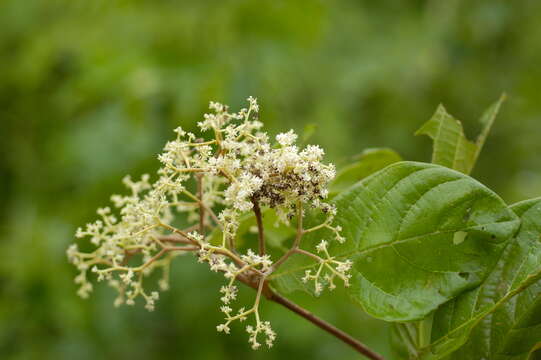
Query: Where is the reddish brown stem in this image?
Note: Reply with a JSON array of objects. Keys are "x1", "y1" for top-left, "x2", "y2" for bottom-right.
[
  {"x1": 252, "y1": 199, "x2": 265, "y2": 256},
  {"x1": 235, "y1": 276, "x2": 384, "y2": 360},
  {"x1": 268, "y1": 291, "x2": 384, "y2": 360},
  {"x1": 197, "y1": 174, "x2": 205, "y2": 236},
  {"x1": 158, "y1": 230, "x2": 383, "y2": 358}
]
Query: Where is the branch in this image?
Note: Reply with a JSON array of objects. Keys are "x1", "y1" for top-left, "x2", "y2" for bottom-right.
[
  {"x1": 197, "y1": 174, "x2": 205, "y2": 235},
  {"x1": 252, "y1": 199, "x2": 265, "y2": 256},
  {"x1": 157, "y1": 224, "x2": 383, "y2": 359},
  {"x1": 236, "y1": 276, "x2": 384, "y2": 360},
  {"x1": 182, "y1": 190, "x2": 221, "y2": 228},
  {"x1": 272, "y1": 201, "x2": 303, "y2": 270},
  {"x1": 269, "y1": 291, "x2": 384, "y2": 360}
]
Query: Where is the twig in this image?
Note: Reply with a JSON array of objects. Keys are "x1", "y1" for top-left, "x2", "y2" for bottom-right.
[
  {"x1": 268, "y1": 290, "x2": 384, "y2": 360},
  {"x1": 159, "y1": 234, "x2": 193, "y2": 245},
  {"x1": 156, "y1": 218, "x2": 383, "y2": 359},
  {"x1": 235, "y1": 276, "x2": 384, "y2": 360},
  {"x1": 272, "y1": 201, "x2": 303, "y2": 270},
  {"x1": 197, "y1": 174, "x2": 205, "y2": 236},
  {"x1": 182, "y1": 190, "x2": 221, "y2": 228},
  {"x1": 252, "y1": 199, "x2": 265, "y2": 256},
  {"x1": 293, "y1": 247, "x2": 322, "y2": 262}
]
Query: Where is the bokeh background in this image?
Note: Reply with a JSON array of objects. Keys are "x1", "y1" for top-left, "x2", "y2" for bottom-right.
[{"x1": 2, "y1": 1, "x2": 541, "y2": 359}]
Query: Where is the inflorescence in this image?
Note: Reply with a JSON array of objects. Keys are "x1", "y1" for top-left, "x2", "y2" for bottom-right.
[{"x1": 68, "y1": 97, "x2": 351, "y2": 350}]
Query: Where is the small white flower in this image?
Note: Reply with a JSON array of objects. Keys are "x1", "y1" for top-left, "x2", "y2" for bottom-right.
[
  {"x1": 217, "y1": 324, "x2": 230, "y2": 334},
  {"x1": 173, "y1": 126, "x2": 186, "y2": 137},
  {"x1": 247, "y1": 96, "x2": 259, "y2": 113},
  {"x1": 276, "y1": 130, "x2": 297, "y2": 147},
  {"x1": 120, "y1": 270, "x2": 134, "y2": 285},
  {"x1": 316, "y1": 240, "x2": 328, "y2": 253}
]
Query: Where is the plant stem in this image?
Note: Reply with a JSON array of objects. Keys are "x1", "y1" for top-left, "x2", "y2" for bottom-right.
[
  {"x1": 182, "y1": 190, "x2": 221, "y2": 228},
  {"x1": 269, "y1": 291, "x2": 384, "y2": 360},
  {"x1": 252, "y1": 199, "x2": 266, "y2": 256},
  {"x1": 158, "y1": 222, "x2": 383, "y2": 359},
  {"x1": 272, "y1": 201, "x2": 303, "y2": 270},
  {"x1": 235, "y1": 276, "x2": 384, "y2": 360},
  {"x1": 294, "y1": 247, "x2": 322, "y2": 262},
  {"x1": 197, "y1": 174, "x2": 205, "y2": 236}
]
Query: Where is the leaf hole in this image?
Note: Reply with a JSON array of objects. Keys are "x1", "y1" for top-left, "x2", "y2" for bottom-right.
[
  {"x1": 458, "y1": 272, "x2": 470, "y2": 280},
  {"x1": 453, "y1": 231, "x2": 468, "y2": 245}
]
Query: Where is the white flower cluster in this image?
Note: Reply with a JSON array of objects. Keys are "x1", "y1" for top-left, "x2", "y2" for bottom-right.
[
  {"x1": 68, "y1": 97, "x2": 350, "y2": 350},
  {"x1": 247, "y1": 321, "x2": 276, "y2": 349},
  {"x1": 301, "y1": 240, "x2": 353, "y2": 296}
]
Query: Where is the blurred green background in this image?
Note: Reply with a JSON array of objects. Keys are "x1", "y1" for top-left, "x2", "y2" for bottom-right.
[{"x1": 2, "y1": 1, "x2": 541, "y2": 359}]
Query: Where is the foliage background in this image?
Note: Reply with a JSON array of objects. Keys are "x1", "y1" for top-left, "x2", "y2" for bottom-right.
[{"x1": 1, "y1": 1, "x2": 541, "y2": 359}]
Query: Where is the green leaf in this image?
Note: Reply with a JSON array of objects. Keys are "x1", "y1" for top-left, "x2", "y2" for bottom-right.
[
  {"x1": 418, "y1": 197, "x2": 541, "y2": 360},
  {"x1": 392, "y1": 322, "x2": 419, "y2": 360},
  {"x1": 392, "y1": 317, "x2": 434, "y2": 360},
  {"x1": 270, "y1": 161, "x2": 520, "y2": 321},
  {"x1": 415, "y1": 105, "x2": 476, "y2": 174},
  {"x1": 330, "y1": 148, "x2": 402, "y2": 195},
  {"x1": 416, "y1": 95, "x2": 505, "y2": 175}
]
